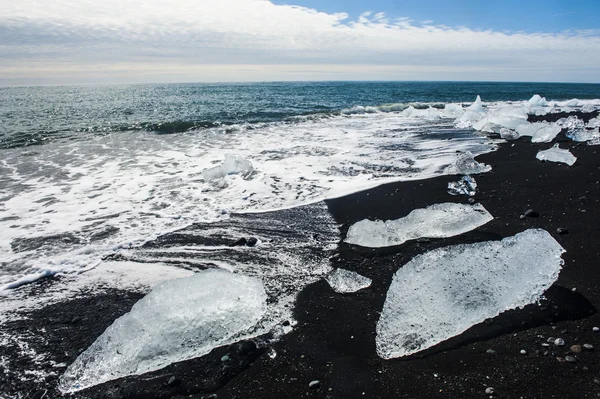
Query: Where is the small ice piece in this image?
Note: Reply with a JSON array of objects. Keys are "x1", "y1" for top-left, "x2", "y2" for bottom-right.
[
  {"x1": 59, "y1": 270, "x2": 267, "y2": 393},
  {"x1": 376, "y1": 229, "x2": 565, "y2": 359},
  {"x1": 447, "y1": 175, "x2": 477, "y2": 196},
  {"x1": 441, "y1": 103, "x2": 464, "y2": 118},
  {"x1": 527, "y1": 94, "x2": 548, "y2": 107},
  {"x1": 536, "y1": 144, "x2": 577, "y2": 166},
  {"x1": 582, "y1": 104, "x2": 596, "y2": 113},
  {"x1": 516, "y1": 122, "x2": 546, "y2": 137},
  {"x1": 203, "y1": 154, "x2": 254, "y2": 181},
  {"x1": 345, "y1": 203, "x2": 493, "y2": 248},
  {"x1": 565, "y1": 99, "x2": 581, "y2": 107},
  {"x1": 500, "y1": 128, "x2": 519, "y2": 140},
  {"x1": 557, "y1": 116, "x2": 585, "y2": 130},
  {"x1": 587, "y1": 118, "x2": 600, "y2": 129},
  {"x1": 444, "y1": 152, "x2": 492, "y2": 175},
  {"x1": 566, "y1": 129, "x2": 599, "y2": 143},
  {"x1": 531, "y1": 124, "x2": 562, "y2": 143},
  {"x1": 325, "y1": 268, "x2": 372, "y2": 294},
  {"x1": 467, "y1": 95, "x2": 484, "y2": 113}
]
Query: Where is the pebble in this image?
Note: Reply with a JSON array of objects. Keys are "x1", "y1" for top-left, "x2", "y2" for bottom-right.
[
  {"x1": 221, "y1": 355, "x2": 230, "y2": 362},
  {"x1": 524, "y1": 209, "x2": 540, "y2": 218},
  {"x1": 520, "y1": 349, "x2": 527, "y2": 355},
  {"x1": 583, "y1": 343, "x2": 594, "y2": 351},
  {"x1": 468, "y1": 198, "x2": 476, "y2": 204},
  {"x1": 486, "y1": 349, "x2": 496, "y2": 355},
  {"x1": 593, "y1": 327, "x2": 600, "y2": 333},
  {"x1": 554, "y1": 338, "x2": 565, "y2": 346},
  {"x1": 167, "y1": 376, "x2": 181, "y2": 387},
  {"x1": 556, "y1": 228, "x2": 569, "y2": 235},
  {"x1": 246, "y1": 237, "x2": 258, "y2": 247},
  {"x1": 485, "y1": 387, "x2": 495, "y2": 395},
  {"x1": 565, "y1": 355, "x2": 577, "y2": 363},
  {"x1": 309, "y1": 380, "x2": 321, "y2": 389},
  {"x1": 541, "y1": 343, "x2": 550, "y2": 347},
  {"x1": 570, "y1": 345, "x2": 582, "y2": 353}
]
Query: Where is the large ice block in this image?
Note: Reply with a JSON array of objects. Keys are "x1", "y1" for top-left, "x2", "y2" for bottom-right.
[
  {"x1": 345, "y1": 203, "x2": 493, "y2": 248},
  {"x1": 376, "y1": 229, "x2": 564, "y2": 359},
  {"x1": 59, "y1": 270, "x2": 267, "y2": 392},
  {"x1": 536, "y1": 144, "x2": 577, "y2": 166}
]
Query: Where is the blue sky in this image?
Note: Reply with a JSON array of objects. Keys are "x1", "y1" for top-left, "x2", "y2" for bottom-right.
[
  {"x1": 273, "y1": 0, "x2": 599, "y2": 33},
  {"x1": 0, "y1": 0, "x2": 599, "y2": 85}
]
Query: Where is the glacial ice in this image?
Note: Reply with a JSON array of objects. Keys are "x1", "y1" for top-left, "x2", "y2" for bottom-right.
[
  {"x1": 587, "y1": 117, "x2": 600, "y2": 129},
  {"x1": 325, "y1": 269, "x2": 372, "y2": 294},
  {"x1": 500, "y1": 128, "x2": 519, "y2": 140},
  {"x1": 531, "y1": 124, "x2": 562, "y2": 143},
  {"x1": 376, "y1": 229, "x2": 564, "y2": 359},
  {"x1": 442, "y1": 103, "x2": 464, "y2": 118},
  {"x1": 447, "y1": 175, "x2": 477, "y2": 196},
  {"x1": 536, "y1": 144, "x2": 577, "y2": 166},
  {"x1": 444, "y1": 152, "x2": 492, "y2": 175},
  {"x1": 516, "y1": 122, "x2": 546, "y2": 137},
  {"x1": 557, "y1": 116, "x2": 585, "y2": 130},
  {"x1": 566, "y1": 129, "x2": 599, "y2": 143},
  {"x1": 467, "y1": 96, "x2": 484, "y2": 113},
  {"x1": 203, "y1": 154, "x2": 254, "y2": 181},
  {"x1": 345, "y1": 203, "x2": 493, "y2": 248},
  {"x1": 528, "y1": 94, "x2": 548, "y2": 107},
  {"x1": 59, "y1": 270, "x2": 268, "y2": 393}
]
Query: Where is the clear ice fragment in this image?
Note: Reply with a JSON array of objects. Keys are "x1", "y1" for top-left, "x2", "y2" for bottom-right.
[
  {"x1": 444, "y1": 152, "x2": 492, "y2": 175},
  {"x1": 345, "y1": 203, "x2": 493, "y2": 248},
  {"x1": 325, "y1": 269, "x2": 372, "y2": 294},
  {"x1": 203, "y1": 154, "x2": 254, "y2": 181},
  {"x1": 536, "y1": 144, "x2": 577, "y2": 166},
  {"x1": 376, "y1": 229, "x2": 564, "y2": 359},
  {"x1": 531, "y1": 124, "x2": 562, "y2": 143},
  {"x1": 499, "y1": 128, "x2": 519, "y2": 140},
  {"x1": 59, "y1": 270, "x2": 267, "y2": 393},
  {"x1": 447, "y1": 175, "x2": 477, "y2": 196}
]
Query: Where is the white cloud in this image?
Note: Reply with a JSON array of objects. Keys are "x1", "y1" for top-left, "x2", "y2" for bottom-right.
[{"x1": 1, "y1": 0, "x2": 599, "y2": 84}]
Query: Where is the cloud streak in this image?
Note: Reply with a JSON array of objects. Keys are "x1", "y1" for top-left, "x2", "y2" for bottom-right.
[{"x1": 1, "y1": 0, "x2": 599, "y2": 84}]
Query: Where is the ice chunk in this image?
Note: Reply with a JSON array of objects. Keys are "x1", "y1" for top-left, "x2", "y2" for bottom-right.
[
  {"x1": 447, "y1": 175, "x2": 477, "y2": 196},
  {"x1": 500, "y1": 128, "x2": 519, "y2": 140},
  {"x1": 345, "y1": 203, "x2": 493, "y2": 248},
  {"x1": 467, "y1": 95, "x2": 484, "y2": 113},
  {"x1": 516, "y1": 122, "x2": 546, "y2": 137},
  {"x1": 59, "y1": 270, "x2": 267, "y2": 393},
  {"x1": 587, "y1": 117, "x2": 600, "y2": 129},
  {"x1": 401, "y1": 106, "x2": 415, "y2": 117},
  {"x1": 566, "y1": 99, "x2": 581, "y2": 107},
  {"x1": 376, "y1": 229, "x2": 564, "y2": 359},
  {"x1": 536, "y1": 144, "x2": 577, "y2": 166},
  {"x1": 203, "y1": 154, "x2": 254, "y2": 181},
  {"x1": 444, "y1": 152, "x2": 492, "y2": 175},
  {"x1": 325, "y1": 269, "x2": 372, "y2": 294},
  {"x1": 527, "y1": 94, "x2": 548, "y2": 107},
  {"x1": 582, "y1": 104, "x2": 596, "y2": 113},
  {"x1": 557, "y1": 116, "x2": 585, "y2": 130},
  {"x1": 566, "y1": 129, "x2": 599, "y2": 143},
  {"x1": 531, "y1": 124, "x2": 562, "y2": 143},
  {"x1": 441, "y1": 103, "x2": 464, "y2": 118}
]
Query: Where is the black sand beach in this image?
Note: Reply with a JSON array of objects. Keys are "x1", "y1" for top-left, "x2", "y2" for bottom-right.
[{"x1": 2, "y1": 111, "x2": 600, "y2": 398}]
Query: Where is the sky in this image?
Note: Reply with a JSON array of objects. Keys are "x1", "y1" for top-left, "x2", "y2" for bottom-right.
[{"x1": 0, "y1": 0, "x2": 599, "y2": 86}]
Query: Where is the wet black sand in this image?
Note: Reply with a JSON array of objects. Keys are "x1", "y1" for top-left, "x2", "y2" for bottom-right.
[{"x1": 2, "y1": 111, "x2": 600, "y2": 398}]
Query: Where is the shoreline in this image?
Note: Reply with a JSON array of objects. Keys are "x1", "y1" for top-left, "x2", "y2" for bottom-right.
[{"x1": 2, "y1": 110, "x2": 600, "y2": 398}]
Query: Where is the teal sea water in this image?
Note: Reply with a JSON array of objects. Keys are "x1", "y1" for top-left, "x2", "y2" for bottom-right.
[
  {"x1": 1, "y1": 81, "x2": 599, "y2": 149},
  {"x1": 0, "y1": 81, "x2": 599, "y2": 290}
]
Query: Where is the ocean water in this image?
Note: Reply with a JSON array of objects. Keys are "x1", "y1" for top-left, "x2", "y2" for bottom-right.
[{"x1": 1, "y1": 81, "x2": 599, "y2": 290}]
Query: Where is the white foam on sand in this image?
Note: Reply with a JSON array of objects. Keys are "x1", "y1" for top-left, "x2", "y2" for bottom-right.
[{"x1": 376, "y1": 229, "x2": 564, "y2": 359}]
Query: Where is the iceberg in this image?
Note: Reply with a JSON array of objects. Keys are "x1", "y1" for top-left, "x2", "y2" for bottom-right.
[
  {"x1": 345, "y1": 203, "x2": 493, "y2": 248},
  {"x1": 203, "y1": 154, "x2": 254, "y2": 181},
  {"x1": 325, "y1": 269, "x2": 372, "y2": 294},
  {"x1": 531, "y1": 124, "x2": 562, "y2": 143},
  {"x1": 527, "y1": 94, "x2": 548, "y2": 107},
  {"x1": 376, "y1": 229, "x2": 564, "y2": 359},
  {"x1": 59, "y1": 270, "x2": 268, "y2": 393},
  {"x1": 536, "y1": 144, "x2": 577, "y2": 166},
  {"x1": 444, "y1": 152, "x2": 492, "y2": 175},
  {"x1": 447, "y1": 175, "x2": 477, "y2": 196}
]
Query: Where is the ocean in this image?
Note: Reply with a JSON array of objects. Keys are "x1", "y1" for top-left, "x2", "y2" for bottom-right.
[{"x1": 1, "y1": 81, "x2": 599, "y2": 291}]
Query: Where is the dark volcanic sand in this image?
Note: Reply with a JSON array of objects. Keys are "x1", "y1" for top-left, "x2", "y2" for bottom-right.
[{"x1": 2, "y1": 111, "x2": 600, "y2": 398}]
